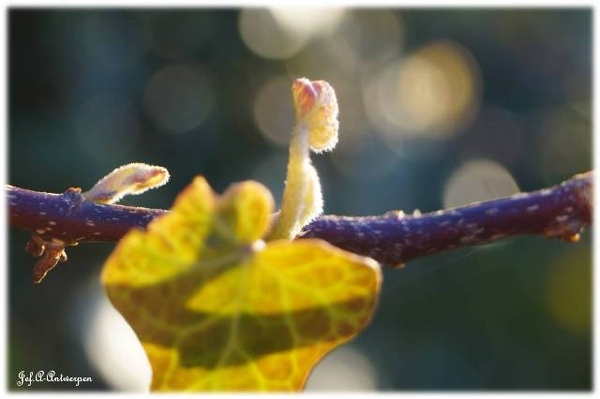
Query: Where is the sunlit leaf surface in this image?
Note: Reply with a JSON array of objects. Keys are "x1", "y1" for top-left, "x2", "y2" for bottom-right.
[{"x1": 102, "y1": 176, "x2": 381, "y2": 391}]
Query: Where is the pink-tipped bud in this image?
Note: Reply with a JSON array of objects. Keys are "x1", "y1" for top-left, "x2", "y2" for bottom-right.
[{"x1": 292, "y1": 78, "x2": 339, "y2": 153}]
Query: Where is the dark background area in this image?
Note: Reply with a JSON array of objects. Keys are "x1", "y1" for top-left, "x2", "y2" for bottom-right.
[{"x1": 8, "y1": 8, "x2": 591, "y2": 391}]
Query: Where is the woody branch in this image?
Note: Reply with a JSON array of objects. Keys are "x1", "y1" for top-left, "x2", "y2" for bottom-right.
[{"x1": 7, "y1": 171, "x2": 592, "y2": 281}]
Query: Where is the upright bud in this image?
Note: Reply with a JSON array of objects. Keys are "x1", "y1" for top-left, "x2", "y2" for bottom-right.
[
  {"x1": 269, "y1": 78, "x2": 340, "y2": 240},
  {"x1": 292, "y1": 78, "x2": 339, "y2": 153}
]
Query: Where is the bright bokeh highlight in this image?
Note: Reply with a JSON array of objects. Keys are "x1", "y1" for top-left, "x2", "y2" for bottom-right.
[
  {"x1": 365, "y1": 41, "x2": 481, "y2": 147},
  {"x1": 443, "y1": 159, "x2": 519, "y2": 209}
]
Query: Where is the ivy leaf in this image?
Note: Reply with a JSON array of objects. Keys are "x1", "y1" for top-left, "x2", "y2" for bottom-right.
[{"x1": 102, "y1": 176, "x2": 381, "y2": 391}]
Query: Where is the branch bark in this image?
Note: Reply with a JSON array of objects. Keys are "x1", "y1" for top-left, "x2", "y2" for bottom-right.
[
  {"x1": 7, "y1": 171, "x2": 593, "y2": 282},
  {"x1": 298, "y1": 171, "x2": 592, "y2": 266}
]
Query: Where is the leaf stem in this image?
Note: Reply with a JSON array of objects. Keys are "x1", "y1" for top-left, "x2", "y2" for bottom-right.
[{"x1": 268, "y1": 122, "x2": 311, "y2": 240}]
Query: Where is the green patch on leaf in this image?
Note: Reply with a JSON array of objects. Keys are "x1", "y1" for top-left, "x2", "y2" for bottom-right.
[{"x1": 102, "y1": 176, "x2": 381, "y2": 391}]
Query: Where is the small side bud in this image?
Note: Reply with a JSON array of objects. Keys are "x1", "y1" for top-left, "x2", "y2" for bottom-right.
[
  {"x1": 83, "y1": 163, "x2": 170, "y2": 204},
  {"x1": 292, "y1": 78, "x2": 339, "y2": 153}
]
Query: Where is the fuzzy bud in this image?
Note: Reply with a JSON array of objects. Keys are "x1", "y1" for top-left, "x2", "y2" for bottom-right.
[
  {"x1": 83, "y1": 163, "x2": 170, "y2": 204},
  {"x1": 292, "y1": 78, "x2": 339, "y2": 153}
]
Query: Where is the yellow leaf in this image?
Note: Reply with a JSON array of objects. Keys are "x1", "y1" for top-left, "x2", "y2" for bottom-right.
[
  {"x1": 102, "y1": 177, "x2": 381, "y2": 391},
  {"x1": 215, "y1": 181, "x2": 274, "y2": 244}
]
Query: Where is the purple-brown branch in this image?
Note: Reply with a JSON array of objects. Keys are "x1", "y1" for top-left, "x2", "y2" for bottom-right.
[
  {"x1": 298, "y1": 171, "x2": 592, "y2": 266},
  {"x1": 8, "y1": 186, "x2": 166, "y2": 243},
  {"x1": 7, "y1": 172, "x2": 593, "y2": 282}
]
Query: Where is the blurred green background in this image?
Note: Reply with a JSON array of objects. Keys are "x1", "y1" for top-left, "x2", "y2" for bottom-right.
[{"x1": 8, "y1": 8, "x2": 591, "y2": 391}]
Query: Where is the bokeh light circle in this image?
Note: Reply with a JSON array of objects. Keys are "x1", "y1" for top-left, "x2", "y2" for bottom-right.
[
  {"x1": 443, "y1": 159, "x2": 519, "y2": 209},
  {"x1": 364, "y1": 40, "x2": 481, "y2": 147},
  {"x1": 143, "y1": 64, "x2": 214, "y2": 134},
  {"x1": 239, "y1": 9, "x2": 309, "y2": 60}
]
